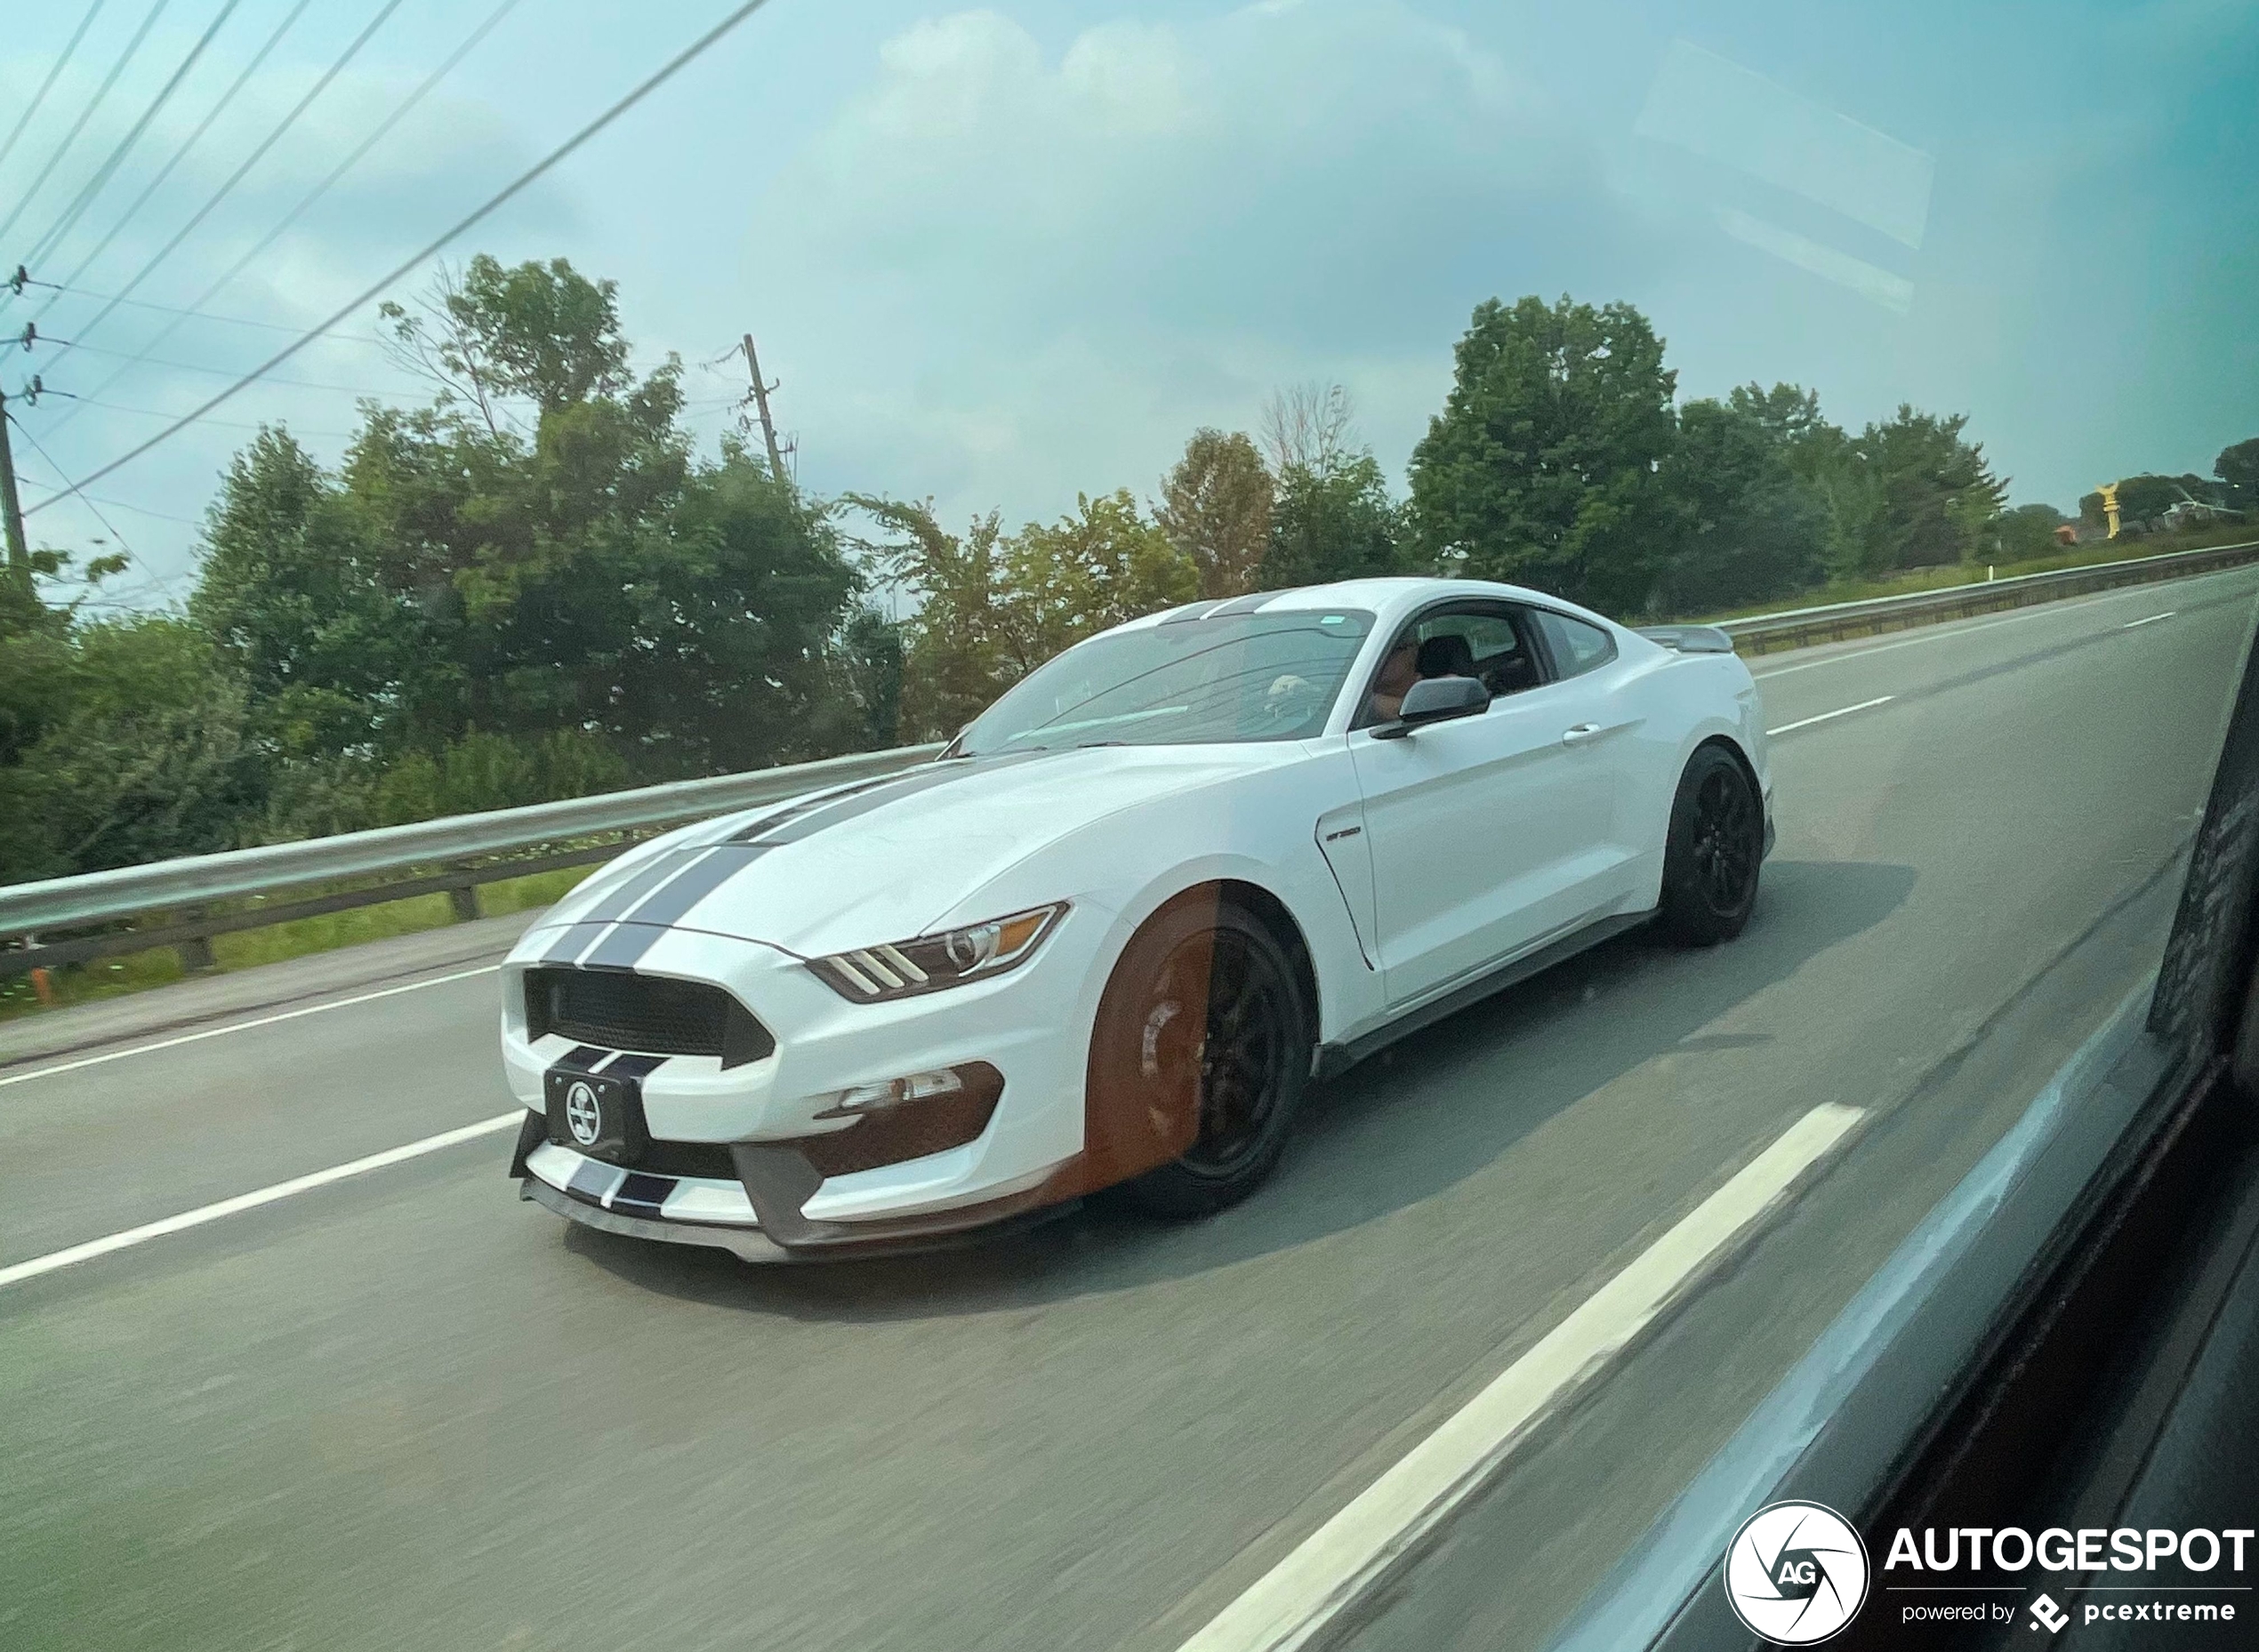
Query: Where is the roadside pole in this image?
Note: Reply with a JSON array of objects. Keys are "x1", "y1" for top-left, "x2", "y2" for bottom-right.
[
  {"x1": 0, "y1": 387, "x2": 30, "y2": 593},
  {"x1": 739, "y1": 332, "x2": 790, "y2": 482}
]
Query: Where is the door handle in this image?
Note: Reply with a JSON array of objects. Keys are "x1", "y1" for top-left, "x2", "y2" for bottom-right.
[{"x1": 1561, "y1": 723, "x2": 1603, "y2": 747}]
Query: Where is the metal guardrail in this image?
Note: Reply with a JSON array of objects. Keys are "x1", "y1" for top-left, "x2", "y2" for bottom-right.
[
  {"x1": 1714, "y1": 537, "x2": 2259, "y2": 654},
  {"x1": 4, "y1": 536, "x2": 2253, "y2": 980},
  {"x1": 0, "y1": 743, "x2": 940, "y2": 978}
]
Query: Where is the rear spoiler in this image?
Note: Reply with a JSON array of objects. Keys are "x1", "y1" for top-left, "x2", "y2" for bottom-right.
[{"x1": 1636, "y1": 624, "x2": 1737, "y2": 654}]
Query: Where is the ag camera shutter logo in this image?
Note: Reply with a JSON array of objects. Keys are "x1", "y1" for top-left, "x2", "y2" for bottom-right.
[{"x1": 1724, "y1": 1501, "x2": 1870, "y2": 1644}]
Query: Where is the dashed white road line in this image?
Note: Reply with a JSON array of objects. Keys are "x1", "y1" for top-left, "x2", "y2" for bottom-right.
[
  {"x1": 1175, "y1": 1102, "x2": 1869, "y2": 1652},
  {"x1": 0, "y1": 964, "x2": 502, "y2": 1090},
  {"x1": 2122, "y1": 611, "x2": 2175, "y2": 630},
  {"x1": 1768, "y1": 695, "x2": 1893, "y2": 737},
  {"x1": 0, "y1": 1111, "x2": 521, "y2": 1293}
]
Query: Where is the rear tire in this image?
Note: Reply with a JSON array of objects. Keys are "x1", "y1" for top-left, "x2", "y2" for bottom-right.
[
  {"x1": 1092, "y1": 901, "x2": 1313, "y2": 1218},
  {"x1": 1657, "y1": 744, "x2": 1763, "y2": 945}
]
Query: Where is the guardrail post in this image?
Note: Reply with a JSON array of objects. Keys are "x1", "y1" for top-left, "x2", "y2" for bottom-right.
[
  {"x1": 177, "y1": 932, "x2": 218, "y2": 973},
  {"x1": 447, "y1": 879, "x2": 480, "y2": 923}
]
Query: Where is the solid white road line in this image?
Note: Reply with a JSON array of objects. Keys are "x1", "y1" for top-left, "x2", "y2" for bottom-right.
[
  {"x1": 0, "y1": 1111, "x2": 522, "y2": 1292},
  {"x1": 1767, "y1": 695, "x2": 1893, "y2": 737},
  {"x1": 2122, "y1": 611, "x2": 2175, "y2": 630},
  {"x1": 0, "y1": 964, "x2": 502, "y2": 1090},
  {"x1": 1176, "y1": 1102, "x2": 1868, "y2": 1652}
]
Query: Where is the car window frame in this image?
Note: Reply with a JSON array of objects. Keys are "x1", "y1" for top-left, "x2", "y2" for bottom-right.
[
  {"x1": 1348, "y1": 598, "x2": 1555, "y2": 732},
  {"x1": 1526, "y1": 605, "x2": 1619, "y2": 680}
]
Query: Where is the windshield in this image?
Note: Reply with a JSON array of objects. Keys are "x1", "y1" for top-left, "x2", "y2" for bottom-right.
[{"x1": 954, "y1": 610, "x2": 1374, "y2": 755}]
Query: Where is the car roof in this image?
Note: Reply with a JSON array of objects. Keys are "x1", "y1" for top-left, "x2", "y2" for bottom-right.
[{"x1": 1114, "y1": 578, "x2": 1612, "y2": 634}]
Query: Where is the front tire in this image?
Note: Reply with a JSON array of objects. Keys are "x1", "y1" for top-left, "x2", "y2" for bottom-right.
[
  {"x1": 1657, "y1": 744, "x2": 1763, "y2": 945},
  {"x1": 1090, "y1": 901, "x2": 1313, "y2": 1218}
]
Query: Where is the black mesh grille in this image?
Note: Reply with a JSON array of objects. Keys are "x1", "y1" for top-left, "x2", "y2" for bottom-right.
[
  {"x1": 626, "y1": 1137, "x2": 740, "y2": 1179},
  {"x1": 525, "y1": 967, "x2": 774, "y2": 1067}
]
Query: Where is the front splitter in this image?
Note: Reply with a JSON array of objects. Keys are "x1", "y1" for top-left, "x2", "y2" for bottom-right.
[{"x1": 522, "y1": 1175, "x2": 794, "y2": 1263}]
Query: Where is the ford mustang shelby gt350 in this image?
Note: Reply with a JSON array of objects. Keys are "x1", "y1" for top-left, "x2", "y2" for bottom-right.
[{"x1": 502, "y1": 578, "x2": 1773, "y2": 1260}]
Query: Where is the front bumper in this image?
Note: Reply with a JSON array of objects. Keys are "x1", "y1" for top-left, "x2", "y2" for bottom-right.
[
  {"x1": 517, "y1": 1119, "x2": 1080, "y2": 1263},
  {"x1": 501, "y1": 906, "x2": 1117, "y2": 1236}
]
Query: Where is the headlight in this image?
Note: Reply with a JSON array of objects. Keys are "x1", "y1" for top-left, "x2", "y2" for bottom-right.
[{"x1": 807, "y1": 903, "x2": 1068, "y2": 1002}]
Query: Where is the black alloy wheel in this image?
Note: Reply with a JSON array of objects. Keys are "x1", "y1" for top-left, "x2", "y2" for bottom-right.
[
  {"x1": 1176, "y1": 925, "x2": 1296, "y2": 1179},
  {"x1": 1659, "y1": 744, "x2": 1764, "y2": 944},
  {"x1": 1097, "y1": 901, "x2": 1312, "y2": 1216}
]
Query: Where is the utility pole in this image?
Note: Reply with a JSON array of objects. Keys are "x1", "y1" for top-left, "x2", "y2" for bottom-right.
[
  {"x1": 739, "y1": 332, "x2": 790, "y2": 481},
  {"x1": 0, "y1": 388, "x2": 30, "y2": 593}
]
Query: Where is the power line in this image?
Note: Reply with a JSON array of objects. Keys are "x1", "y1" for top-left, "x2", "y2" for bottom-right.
[
  {"x1": 12, "y1": 469, "x2": 205, "y2": 526},
  {"x1": 25, "y1": 0, "x2": 410, "y2": 384},
  {"x1": 0, "y1": 0, "x2": 173, "y2": 256},
  {"x1": 15, "y1": 381, "x2": 358, "y2": 439},
  {"x1": 45, "y1": 337, "x2": 390, "y2": 396},
  {"x1": 28, "y1": 0, "x2": 780, "y2": 515},
  {"x1": 13, "y1": 277, "x2": 382, "y2": 345},
  {"x1": 21, "y1": 0, "x2": 318, "y2": 332},
  {"x1": 38, "y1": 0, "x2": 526, "y2": 442},
  {"x1": 0, "y1": 4, "x2": 111, "y2": 178},
  {"x1": 11, "y1": 0, "x2": 245, "y2": 292}
]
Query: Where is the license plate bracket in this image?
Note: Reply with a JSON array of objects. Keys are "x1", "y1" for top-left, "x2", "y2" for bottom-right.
[{"x1": 544, "y1": 1064, "x2": 649, "y2": 1165}]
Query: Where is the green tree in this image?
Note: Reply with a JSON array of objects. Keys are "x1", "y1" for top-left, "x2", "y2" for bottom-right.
[
  {"x1": 1155, "y1": 429, "x2": 1273, "y2": 598},
  {"x1": 381, "y1": 254, "x2": 632, "y2": 431},
  {"x1": 991, "y1": 490, "x2": 1198, "y2": 673},
  {"x1": 848, "y1": 498, "x2": 1012, "y2": 742},
  {"x1": 2109, "y1": 472, "x2": 2226, "y2": 526},
  {"x1": 856, "y1": 491, "x2": 1197, "y2": 741},
  {"x1": 838, "y1": 605, "x2": 905, "y2": 750},
  {"x1": 192, "y1": 426, "x2": 417, "y2": 758},
  {"x1": 203, "y1": 259, "x2": 863, "y2": 782},
  {"x1": 2218, "y1": 437, "x2": 2259, "y2": 506},
  {"x1": 1262, "y1": 452, "x2": 1406, "y2": 587},
  {"x1": 1408, "y1": 294, "x2": 1680, "y2": 613},
  {"x1": 1656, "y1": 391, "x2": 1830, "y2": 613},
  {"x1": 1992, "y1": 501, "x2": 2071, "y2": 561},
  {"x1": 0, "y1": 618, "x2": 266, "y2": 882},
  {"x1": 1817, "y1": 406, "x2": 2007, "y2": 575}
]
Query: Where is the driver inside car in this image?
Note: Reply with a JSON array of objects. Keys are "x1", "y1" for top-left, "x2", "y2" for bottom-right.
[
  {"x1": 1364, "y1": 639, "x2": 1421, "y2": 722},
  {"x1": 1365, "y1": 632, "x2": 1480, "y2": 722}
]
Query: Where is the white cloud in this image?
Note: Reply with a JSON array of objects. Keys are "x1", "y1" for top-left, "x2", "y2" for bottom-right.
[{"x1": 742, "y1": 0, "x2": 1643, "y2": 529}]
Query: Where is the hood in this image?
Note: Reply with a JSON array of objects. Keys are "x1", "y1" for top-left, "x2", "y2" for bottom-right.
[{"x1": 526, "y1": 744, "x2": 1285, "y2": 961}]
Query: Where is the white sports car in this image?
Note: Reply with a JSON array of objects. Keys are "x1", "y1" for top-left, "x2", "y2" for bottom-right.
[{"x1": 502, "y1": 578, "x2": 1773, "y2": 1260}]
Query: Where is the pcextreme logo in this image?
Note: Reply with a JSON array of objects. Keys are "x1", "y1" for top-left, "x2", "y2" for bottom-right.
[{"x1": 1724, "y1": 1502, "x2": 1870, "y2": 1645}]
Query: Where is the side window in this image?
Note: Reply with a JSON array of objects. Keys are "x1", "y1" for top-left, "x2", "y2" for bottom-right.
[
  {"x1": 1358, "y1": 605, "x2": 1542, "y2": 726},
  {"x1": 1532, "y1": 610, "x2": 1617, "y2": 678},
  {"x1": 1418, "y1": 611, "x2": 1540, "y2": 698}
]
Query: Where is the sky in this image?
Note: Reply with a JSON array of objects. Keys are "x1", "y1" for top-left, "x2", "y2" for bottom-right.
[{"x1": 3, "y1": 0, "x2": 2255, "y2": 608}]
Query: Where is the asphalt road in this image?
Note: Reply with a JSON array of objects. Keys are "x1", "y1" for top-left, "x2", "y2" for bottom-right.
[{"x1": 4, "y1": 567, "x2": 2255, "y2": 1652}]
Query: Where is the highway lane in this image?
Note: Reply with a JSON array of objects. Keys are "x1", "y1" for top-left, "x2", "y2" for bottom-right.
[{"x1": 2, "y1": 566, "x2": 2254, "y2": 1652}]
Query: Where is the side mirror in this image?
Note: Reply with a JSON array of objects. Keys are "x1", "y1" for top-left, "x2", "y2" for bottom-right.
[{"x1": 1373, "y1": 674, "x2": 1490, "y2": 739}]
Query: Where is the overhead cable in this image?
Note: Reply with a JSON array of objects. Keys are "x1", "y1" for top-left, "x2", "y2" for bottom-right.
[
  {"x1": 28, "y1": 0, "x2": 777, "y2": 514},
  {"x1": 0, "y1": 0, "x2": 173, "y2": 255}
]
